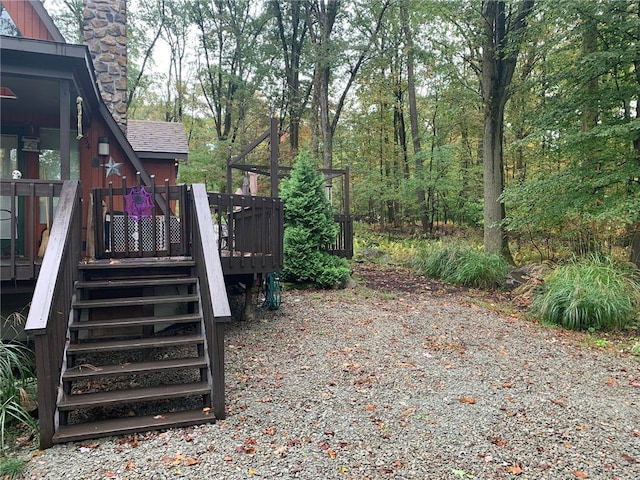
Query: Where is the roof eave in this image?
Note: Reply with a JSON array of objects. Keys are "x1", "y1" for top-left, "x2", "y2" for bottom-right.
[{"x1": 135, "y1": 151, "x2": 188, "y2": 161}]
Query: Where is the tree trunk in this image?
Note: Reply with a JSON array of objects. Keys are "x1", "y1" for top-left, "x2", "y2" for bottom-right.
[
  {"x1": 273, "y1": 0, "x2": 307, "y2": 157},
  {"x1": 480, "y1": 0, "x2": 533, "y2": 262},
  {"x1": 483, "y1": 96, "x2": 510, "y2": 259},
  {"x1": 400, "y1": 0, "x2": 428, "y2": 234},
  {"x1": 630, "y1": 53, "x2": 640, "y2": 266}
]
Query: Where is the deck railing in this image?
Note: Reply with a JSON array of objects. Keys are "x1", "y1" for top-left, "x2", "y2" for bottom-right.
[
  {"x1": 92, "y1": 176, "x2": 189, "y2": 259},
  {"x1": 208, "y1": 193, "x2": 284, "y2": 274},
  {"x1": 24, "y1": 180, "x2": 83, "y2": 449},
  {"x1": 331, "y1": 214, "x2": 354, "y2": 259},
  {"x1": 0, "y1": 179, "x2": 65, "y2": 281}
]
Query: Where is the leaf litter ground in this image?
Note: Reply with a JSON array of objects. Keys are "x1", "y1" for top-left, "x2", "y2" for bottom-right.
[{"x1": 23, "y1": 262, "x2": 640, "y2": 480}]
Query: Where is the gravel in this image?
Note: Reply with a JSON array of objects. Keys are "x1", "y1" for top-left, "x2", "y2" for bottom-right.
[{"x1": 22, "y1": 286, "x2": 640, "y2": 479}]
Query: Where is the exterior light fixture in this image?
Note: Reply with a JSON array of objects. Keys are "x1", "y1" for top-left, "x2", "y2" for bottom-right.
[
  {"x1": 98, "y1": 137, "x2": 109, "y2": 156},
  {"x1": 0, "y1": 86, "x2": 17, "y2": 99}
]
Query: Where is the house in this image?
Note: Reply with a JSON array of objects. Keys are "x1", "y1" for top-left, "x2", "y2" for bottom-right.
[
  {"x1": 1, "y1": 0, "x2": 353, "y2": 450},
  {"x1": 0, "y1": 0, "x2": 285, "y2": 448}
]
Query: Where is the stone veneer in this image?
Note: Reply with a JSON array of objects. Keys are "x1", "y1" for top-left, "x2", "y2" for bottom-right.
[{"x1": 83, "y1": 0, "x2": 127, "y2": 133}]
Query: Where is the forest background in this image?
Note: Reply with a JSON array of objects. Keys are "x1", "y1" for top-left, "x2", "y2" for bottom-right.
[{"x1": 48, "y1": 0, "x2": 640, "y2": 267}]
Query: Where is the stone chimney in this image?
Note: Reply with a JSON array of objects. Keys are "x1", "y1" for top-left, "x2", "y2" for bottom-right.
[{"x1": 82, "y1": 0, "x2": 127, "y2": 134}]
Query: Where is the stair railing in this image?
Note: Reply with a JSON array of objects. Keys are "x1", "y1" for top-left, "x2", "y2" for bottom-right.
[
  {"x1": 190, "y1": 184, "x2": 231, "y2": 419},
  {"x1": 24, "y1": 180, "x2": 83, "y2": 449}
]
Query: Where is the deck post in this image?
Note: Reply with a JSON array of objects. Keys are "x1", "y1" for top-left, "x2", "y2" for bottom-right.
[
  {"x1": 270, "y1": 117, "x2": 279, "y2": 197},
  {"x1": 59, "y1": 80, "x2": 71, "y2": 180}
]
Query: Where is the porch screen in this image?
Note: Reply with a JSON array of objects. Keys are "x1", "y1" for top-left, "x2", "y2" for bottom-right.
[{"x1": 39, "y1": 128, "x2": 80, "y2": 181}]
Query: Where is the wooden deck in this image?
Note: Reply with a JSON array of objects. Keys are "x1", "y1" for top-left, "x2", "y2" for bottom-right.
[{"x1": 3, "y1": 178, "x2": 352, "y2": 448}]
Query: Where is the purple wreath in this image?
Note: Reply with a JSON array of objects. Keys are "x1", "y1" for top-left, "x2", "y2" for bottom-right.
[{"x1": 124, "y1": 185, "x2": 154, "y2": 221}]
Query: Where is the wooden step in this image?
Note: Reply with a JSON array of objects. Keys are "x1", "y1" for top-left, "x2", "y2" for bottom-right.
[
  {"x1": 75, "y1": 277, "x2": 198, "y2": 289},
  {"x1": 73, "y1": 294, "x2": 198, "y2": 309},
  {"x1": 62, "y1": 357, "x2": 207, "y2": 381},
  {"x1": 69, "y1": 313, "x2": 202, "y2": 331},
  {"x1": 52, "y1": 409, "x2": 217, "y2": 444},
  {"x1": 78, "y1": 257, "x2": 196, "y2": 270},
  {"x1": 58, "y1": 382, "x2": 211, "y2": 410},
  {"x1": 67, "y1": 334, "x2": 204, "y2": 354}
]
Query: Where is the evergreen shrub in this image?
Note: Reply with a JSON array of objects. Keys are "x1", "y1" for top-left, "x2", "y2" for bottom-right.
[{"x1": 280, "y1": 153, "x2": 350, "y2": 289}]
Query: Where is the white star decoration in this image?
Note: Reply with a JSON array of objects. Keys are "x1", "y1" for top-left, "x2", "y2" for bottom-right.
[{"x1": 104, "y1": 156, "x2": 123, "y2": 177}]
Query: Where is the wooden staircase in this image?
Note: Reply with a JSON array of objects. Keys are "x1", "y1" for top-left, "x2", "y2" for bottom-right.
[{"x1": 52, "y1": 258, "x2": 219, "y2": 444}]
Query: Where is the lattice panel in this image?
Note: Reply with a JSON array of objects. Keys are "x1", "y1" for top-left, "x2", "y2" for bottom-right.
[{"x1": 108, "y1": 215, "x2": 180, "y2": 252}]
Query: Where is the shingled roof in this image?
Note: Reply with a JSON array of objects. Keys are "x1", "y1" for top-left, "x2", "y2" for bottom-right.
[{"x1": 127, "y1": 120, "x2": 189, "y2": 161}]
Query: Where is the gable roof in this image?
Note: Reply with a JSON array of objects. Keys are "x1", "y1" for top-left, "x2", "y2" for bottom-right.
[
  {"x1": 127, "y1": 120, "x2": 189, "y2": 161},
  {"x1": 1, "y1": 36, "x2": 156, "y2": 188}
]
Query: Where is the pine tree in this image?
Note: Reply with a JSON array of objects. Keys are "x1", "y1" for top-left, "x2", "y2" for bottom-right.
[{"x1": 280, "y1": 153, "x2": 350, "y2": 288}]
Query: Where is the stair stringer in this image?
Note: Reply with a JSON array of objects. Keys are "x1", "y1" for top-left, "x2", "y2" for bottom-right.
[{"x1": 54, "y1": 292, "x2": 80, "y2": 434}]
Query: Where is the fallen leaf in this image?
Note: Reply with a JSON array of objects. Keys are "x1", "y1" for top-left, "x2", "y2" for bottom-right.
[
  {"x1": 262, "y1": 427, "x2": 277, "y2": 435},
  {"x1": 606, "y1": 377, "x2": 618, "y2": 387},
  {"x1": 489, "y1": 436, "x2": 506, "y2": 447},
  {"x1": 223, "y1": 455, "x2": 233, "y2": 461},
  {"x1": 573, "y1": 471, "x2": 588, "y2": 478},
  {"x1": 365, "y1": 405, "x2": 376, "y2": 411},
  {"x1": 621, "y1": 453, "x2": 638, "y2": 463},
  {"x1": 459, "y1": 396, "x2": 476, "y2": 404},
  {"x1": 327, "y1": 448, "x2": 337, "y2": 458},
  {"x1": 186, "y1": 458, "x2": 200, "y2": 466},
  {"x1": 78, "y1": 442, "x2": 99, "y2": 450},
  {"x1": 125, "y1": 461, "x2": 135, "y2": 471},
  {"x1": 245, "y1": 438, "x2": 257, "y2": 445},
  {"x1": 506, "y1": 465, "x2": 523, "y2": 475},
  {"x1": 550, "y1": 399, "x2": 566, "y2": 408}
]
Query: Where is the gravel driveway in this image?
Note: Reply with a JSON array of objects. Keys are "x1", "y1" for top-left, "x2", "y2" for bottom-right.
[{"x1": 23, "y1": 283, "x2": 640, "y2": 479}]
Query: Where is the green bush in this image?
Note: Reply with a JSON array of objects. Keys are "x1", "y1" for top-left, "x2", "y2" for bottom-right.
[
  {"x1": 410, "y1": 244, "x2": 509, "y2": 289},
  {"x1": 280, "y1": 153, "x2": 350, "y2": 288},
  {"x1": 0, "y1": 341, "x2": 37, "y2": 452},
  {"x1": 531, "y1": 255, "x2": 640, "y2": 331},
  {"x1": 0, "y1": 455, "x2": 28, "y2": 478}
]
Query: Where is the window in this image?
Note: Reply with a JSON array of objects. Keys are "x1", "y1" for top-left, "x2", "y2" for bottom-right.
[
  {"x1": 0, "y1": 3, "x2": 21, "y2": 37},
  {"x1": 0, "y1": 134, "x2": 18, "y2": 179}
]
